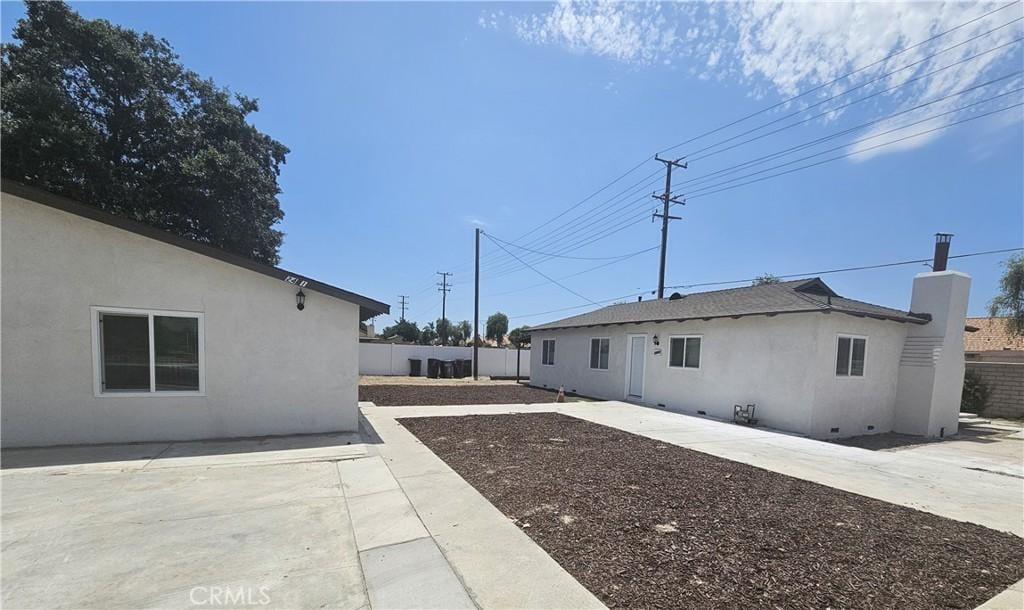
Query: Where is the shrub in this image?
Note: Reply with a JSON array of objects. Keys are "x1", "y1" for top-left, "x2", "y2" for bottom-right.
[{"x1": 961, "y1": 368, "x2": 989, "y2": 414}]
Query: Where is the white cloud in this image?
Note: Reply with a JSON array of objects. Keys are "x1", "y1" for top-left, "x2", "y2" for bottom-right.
[
  {"x1": 501, "y1": 1, "x2": 679, "y2": 65},
  {"x1": 483, "y1": 1, "x2": 1023, "y2": 160}
]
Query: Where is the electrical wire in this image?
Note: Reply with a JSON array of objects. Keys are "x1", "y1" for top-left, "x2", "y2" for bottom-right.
[
  {"x1": 482, "y1": 232, "x2": 601, "y2": 306},
  {"x1": 658, "y1": 1, "x2": 1022, "y2": 154}
]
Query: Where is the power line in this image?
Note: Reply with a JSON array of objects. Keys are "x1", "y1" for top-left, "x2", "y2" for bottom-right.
[
  {"x1": 658, "y1": 1, "x2": 1022, "y2": 155},
  {"x1": 666, "y1": 248, "x2": 1024, "y2": 291},
  {"x1": 481, "y1": 232, "x2": 601, "y2": 306},
  {"x1": 507, "y1": 247, "x2": 1023, "y2": 321},
  {"x1": 686, "y1": 101, "x2": 1024, "y2": 201},
  {"x1": 684, "y1": 89, "x2": 1024, "y2": 197},
  {"x1": 686, "y1": 32, "x2": 1024, "y2": 164},
  {"x1": 677, "y1": 72, "x2": 1022, "y2": 191},
  {"x1": 484, "y1": 233, "x2": 659, "y2": 261},
  {"x1": 486, "y1": 245, "x2": 659, "y2": 297}
]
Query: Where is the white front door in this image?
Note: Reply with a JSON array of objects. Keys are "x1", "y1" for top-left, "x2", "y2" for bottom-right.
[{"x1": 627, "y1": 335, "x2": 646, "y2": 399}]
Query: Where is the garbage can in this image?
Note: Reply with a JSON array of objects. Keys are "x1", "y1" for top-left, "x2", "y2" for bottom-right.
[
  {"x1": 440, "y1": 360, "x2": 455, "y2": 379},
  {"x1": 452, "y1": 359, "x2": 466, "y2": 379},
  {"x1": 427, "y1": 358, "x2": 441, "y2": 379},
  {"x1": 460, "y1": 359, "x2": 473, "y2": 378},
  {"x1": 408, "y1": 358, "x2": 422, "y2": 377}
]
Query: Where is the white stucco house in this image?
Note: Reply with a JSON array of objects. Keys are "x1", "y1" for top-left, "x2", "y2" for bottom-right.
[
  {"x1": 530, "y1": 269, "x2": 970, "y2": 440},
  {"x1": 1, "y1": 181, "x2": 389, "y2": 448}
]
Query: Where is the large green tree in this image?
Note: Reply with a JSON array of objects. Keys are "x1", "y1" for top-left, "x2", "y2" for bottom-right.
[
  {"x1": 485, "y1": 312, "x2": 509, "y2": 346},
  {"x1": 989, "y1": 253, "x2": 1024, "y2": 336},
  {"x1": 381, "y1": 319, "x2": 420, "y2": 343},
  {"x1": 1, "y1": 1, "x2": 289, "y2": 264}
]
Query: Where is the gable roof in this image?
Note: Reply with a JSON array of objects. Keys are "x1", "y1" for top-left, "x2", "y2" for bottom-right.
[
  {"x1": 1, "y1": 180, "x2": 389, "y2": 321},
  {"x1": 530, "y1": 278, "x2": 929, "y2": 331},
  {"x1": 964, "y1": 317, "x2": 1024, "y2": 353}
]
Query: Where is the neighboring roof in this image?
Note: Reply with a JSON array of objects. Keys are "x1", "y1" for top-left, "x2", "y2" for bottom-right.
[
  {"x1": 964, "y1": 317, "x2": 1024, "y2": 353},
  {"x1": 1, "y1": 180, "x2": 389, "y2": 321},
  {"x1": 531, "y1": 278, "x2": 930, "y2": 331}
]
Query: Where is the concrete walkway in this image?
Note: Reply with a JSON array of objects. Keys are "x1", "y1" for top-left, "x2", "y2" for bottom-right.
[
  {"x1": 1, "y1": 433, "x2": 476, "y2": 610},
  {"x1": 4, "y1": 401, "x2": 1021, "y2": 609}
]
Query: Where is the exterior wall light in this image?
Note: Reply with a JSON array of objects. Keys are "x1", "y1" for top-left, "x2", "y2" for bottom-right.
[
  {"x1": 296, "y1": 289, "x2": 306, "y2": 311},
  {"x1": 652, "y1": 334, "x2": 660, "y2": 346}
]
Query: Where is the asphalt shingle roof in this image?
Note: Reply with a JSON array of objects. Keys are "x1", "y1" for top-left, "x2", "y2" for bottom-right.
[{"x1": 530, "y1": 278, "x2": 929, "y2": 331}]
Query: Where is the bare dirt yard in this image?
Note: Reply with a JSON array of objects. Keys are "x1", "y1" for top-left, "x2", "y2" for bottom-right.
[
  {"x1": 359, "y1": 381, "x2": 589, "y2": 406},
  {"x1": 400, "y1": 412, "x2": 1024, "y2": 610}
]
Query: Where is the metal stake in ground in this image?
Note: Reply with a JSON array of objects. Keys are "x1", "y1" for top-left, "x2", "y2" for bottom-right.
[
  {"x1": 652, "y1": 154, "x2": 686, "y2": 299},
  {"x1": 436, "y1": 271, "x2": 452, "y2": 345}
]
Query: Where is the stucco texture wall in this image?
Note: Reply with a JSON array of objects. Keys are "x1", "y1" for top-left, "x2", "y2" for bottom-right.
[
  {"x1": 1, "y1": 194, "x2": 360, "y2": 447},
  {"x1": 530, "y1": 312, "x2": 911, "y2": 438}
]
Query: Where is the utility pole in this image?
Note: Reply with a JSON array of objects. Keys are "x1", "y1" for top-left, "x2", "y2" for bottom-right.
[
  {"x1": 397, "y1": 295, "x2": 409, "y2": 321},
  {"x1": 473, "y1": 228, "x2": 481, "y2": 380},
  {"x1": 652, "y1": 154, "x2": 687, "y2": 299},
  {"x1": 436, "y1": 272, "x2": 452, "y2": 345}
]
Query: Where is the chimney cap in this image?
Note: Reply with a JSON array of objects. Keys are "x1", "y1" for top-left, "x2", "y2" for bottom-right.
[{"x1": 935, "y1": 232, "x2": 954, "y2": 243}]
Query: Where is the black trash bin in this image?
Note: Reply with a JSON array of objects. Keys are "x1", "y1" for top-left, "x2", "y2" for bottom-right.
[
  {"x1": 427, "y1": 358, "x2": 441, "y2": 379},
  {"x1": 460, "y1": 359, "x2": 473, "y2": 378},
  {"x1": 440, "y1": 360, "x2": 455, "y2": 379},
  {"x1": 452, "y1": 359, "x2": 466, "y2": 379},
  {"x1": 408, "y1": 358, "x2": 422, "y2": 377}
]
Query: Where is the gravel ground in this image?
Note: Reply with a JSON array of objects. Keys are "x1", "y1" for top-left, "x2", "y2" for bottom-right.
[
  {"x1": 359, "y1": 384, "x2": 588, "y2": 406},
  {"x1": 400, "y1": 412, "x2": 1024, "y2": 609}
]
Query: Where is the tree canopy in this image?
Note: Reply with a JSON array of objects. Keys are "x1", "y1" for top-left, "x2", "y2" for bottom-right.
[
  {"x1": 989, "y1": 253, "x2": 1024, "y2": 336},
  {"x1": 381, "y1": 319, "x2": 420, "y2": 343},
  {"x1": 485, "y1": 312, "x2": 509, "y2": 346},
  {"x1": 1, "y1": 1, "x2": 289, "y2": 264},
  {"x1": 753, "y1": 273, "x2": 781, "y2": 285}
]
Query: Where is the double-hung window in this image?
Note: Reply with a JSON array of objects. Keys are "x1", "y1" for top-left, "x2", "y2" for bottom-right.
[
  {"x1": 668, "y1": 336, "x2": 701, "y2": 369},
  {"x1": 589, "y1": 338, "x2": 610, "y2": 370},
  {"x1": 541, "y1": 339, "x2": 556, "y2": 366},
  {"x1": 93, "y1": 307, "x2": 205, "y2": 395},
  {"x1": 836, "y1": 335, "x2": 866, "y2": 377}
]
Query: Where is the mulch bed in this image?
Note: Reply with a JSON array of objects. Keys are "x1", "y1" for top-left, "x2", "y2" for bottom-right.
[
  {"x1": 359, "y1": 384, "x2": 577, "y2": 406},
  {"x1": 400, "y1": 412, "x2": 1024, "y2": 609}
]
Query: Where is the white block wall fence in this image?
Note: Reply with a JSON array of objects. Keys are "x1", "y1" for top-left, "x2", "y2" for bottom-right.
[{"x1": 359, "y1": 343, "x2": 530, "y2": 378}]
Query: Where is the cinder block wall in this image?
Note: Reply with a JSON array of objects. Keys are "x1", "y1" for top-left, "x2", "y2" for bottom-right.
[{"x1": 968, "y1": 361, "x2": 1024, "y2": 419}]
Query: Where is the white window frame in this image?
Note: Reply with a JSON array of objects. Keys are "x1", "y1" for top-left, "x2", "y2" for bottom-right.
[
  {"x1": 91, "y1": 306, "x2": 206, "y2": 397},
  {"x1": 835, "y1": 334, "x2": 867, "y2": 379},
  {"x1": 541, "y1": 339, "x2": 556, "y2": 366},
  {"x1": 589, "y1": 337, "x2": 610, "y2": 371},
  {"x1": 667, "y1": 335, "x2": 702, "y2": 370}
]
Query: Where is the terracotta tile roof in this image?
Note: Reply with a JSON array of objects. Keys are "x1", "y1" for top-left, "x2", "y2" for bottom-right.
[
  {"x1": 964, "y1": 317, "x2": 1024, "y2": 353},
  {"x1": 531, "y1": 278, "x2": 929, "y2": 331}
]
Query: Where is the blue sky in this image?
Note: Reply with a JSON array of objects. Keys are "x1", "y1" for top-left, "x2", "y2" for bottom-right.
[{"x1": 3, "y1": 1, "x2": 1022, "y2": 328}]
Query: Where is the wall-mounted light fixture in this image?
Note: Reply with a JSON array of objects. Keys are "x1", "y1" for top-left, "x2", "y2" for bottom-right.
[
  {"x1": 296, "y1": 289, "x2": 306, "y2": 311},
  {"x1": 652, "y1": 334, "x2": 660, "y2": 346}
]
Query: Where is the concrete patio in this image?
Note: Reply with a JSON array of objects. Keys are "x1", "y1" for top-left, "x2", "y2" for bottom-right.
[{"x1": 2, "y1": 400, "x2": 1021, "y2": 609}]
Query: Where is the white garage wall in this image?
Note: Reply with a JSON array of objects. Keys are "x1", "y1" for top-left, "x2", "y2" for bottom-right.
[
  {"x1": 2, "y1": 194, "x2": 362, "y2": 447},
  {"x1": 359, "y1": 343, "x2": 530, "y2": 377}
]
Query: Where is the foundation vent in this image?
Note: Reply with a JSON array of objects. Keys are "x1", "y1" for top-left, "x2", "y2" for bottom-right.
[
  {"x1": 899, "y1": 336, "x2": 943, "y2": 367},
  {"x1": 830, "y1": 427, "x2": 840, "y2": 434}
]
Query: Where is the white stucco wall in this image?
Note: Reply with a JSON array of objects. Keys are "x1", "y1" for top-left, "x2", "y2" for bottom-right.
[
  {"x1": 531, "y1": 311, "x2": 913, "y2": 439},
  {"x1": 358, "y1": 344, "x2": 530, "y2": 377},
  {"x1": 2, "y1": 194, "x2": 361, "y2": 447}
]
